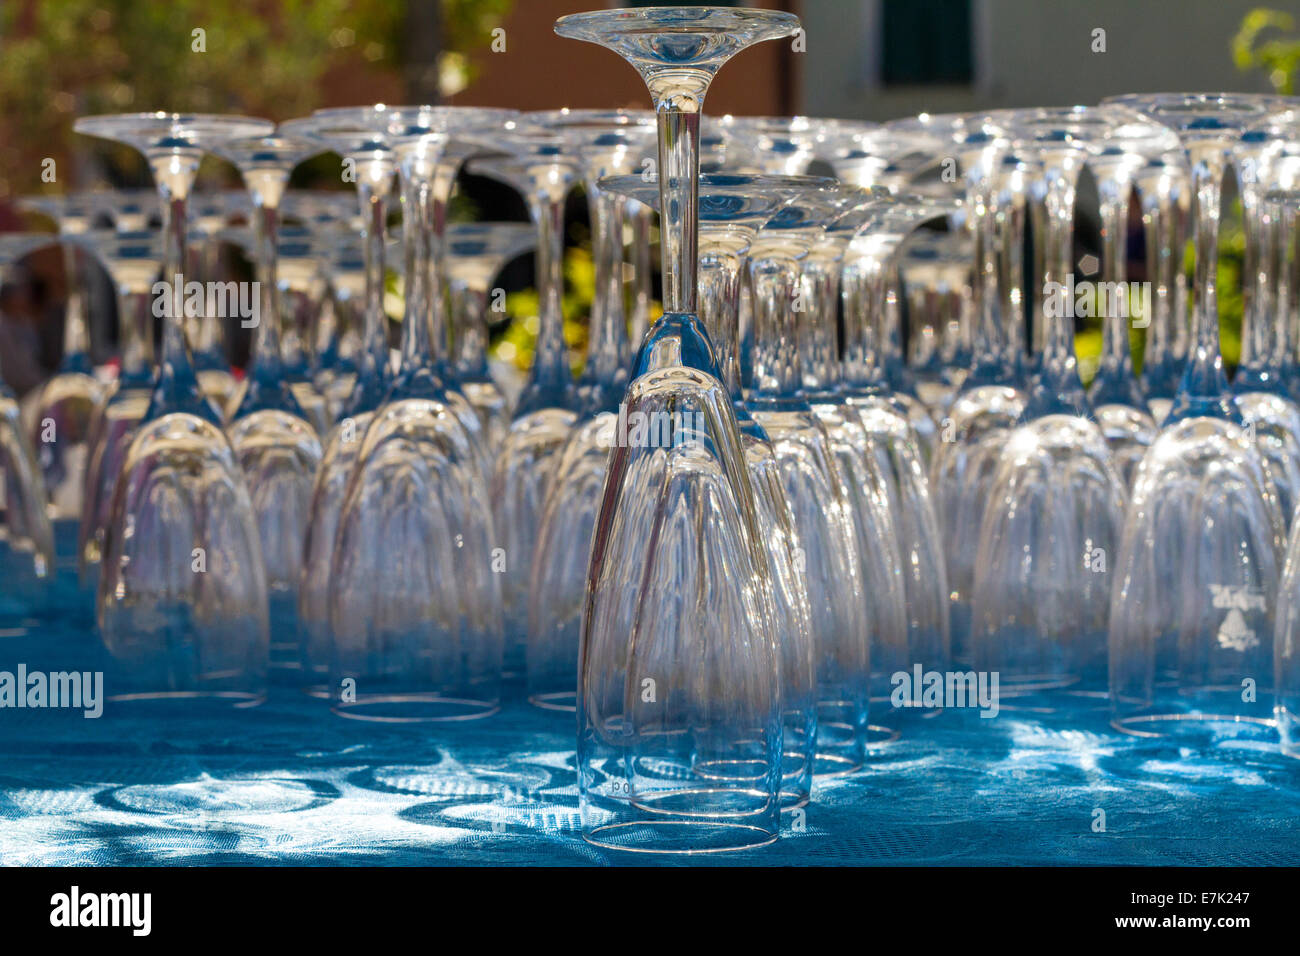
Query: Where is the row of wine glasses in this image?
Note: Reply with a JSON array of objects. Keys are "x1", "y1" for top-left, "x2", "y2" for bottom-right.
[{"x1": 3, "y1": 5, "x2": 1300, "y2": 855}]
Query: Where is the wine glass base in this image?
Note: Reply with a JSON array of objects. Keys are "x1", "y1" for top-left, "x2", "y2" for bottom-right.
[
  {"x1": 866, "y1": 724, "x2": 904, "y2": 748},
  {"x1": 528, "y1": 690, "x2": 577, "y2": 712},
  {"x1": 331, "y1": 694, "x2": 500, "y2": 723},
  {"x1": 583, "y1": 819, "x2": 778, "y2": 854},
  {"x1": 1111, "y1": 711, "x2": 1278, "y2": 742},
  {"x1": 812, "y1": 753, "x2": 864, "y2": 777},
  {"x1": 105, "y1": 690, "x2": 267, "y2": 715},
  {"x1": 780, "y1": 791, "x2": 810, "y2": 812}
]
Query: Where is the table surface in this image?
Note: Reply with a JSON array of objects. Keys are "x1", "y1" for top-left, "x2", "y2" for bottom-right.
[{"x1": 3, "y1": 609, "x2": 1299, "y2": 867}]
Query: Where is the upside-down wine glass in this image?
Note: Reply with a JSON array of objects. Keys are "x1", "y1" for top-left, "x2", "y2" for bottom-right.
[
  {"x1": 211, "y1": 133, "x2": 327, "y2": 681},
  {"x1": 835, "y1": 196, "x2": 957, "y2": 726},
  {"x1": 1270, "y1": 185, "x2": 1300, "y2": 758},
  {"x1": 282, "y1": 109, "x2": 401, "y2": 693},
  {"x1": 1106, "y1": 93, "x2": 1287, "y2": 740},
  {"x1": 324, "y1": 105, "x2": 514, "y2": 719},
  {"x1": 924, "y1": 114, "x2": 1029, "y2": 663},
  {"x1": 524, "y1": 110, "x2": 657, "y2": 711},
  {"x1": 0, "y1": 235, "x2": 60, "y2": 622},
  {"x1": 744, "y1": 180, "x2": 887, "y2": 770},
  {"x1": 70, "y1": 229, "x2": 160, "y2": 611},
  {"x1": 472, "y1": 124, "x2": 586, "y2": 682},
  {"x1": 594, "y1": 172, "x2": 818, "y2": 807},
  {"x1": 16, "y1": 195, "x2": 104, "y2": 556},
  {"x1": 1231, "y1": 110, "x2": 1300, "y2": 526},
  {"x1": 557, "y1": 5, "x2": 799, "y2": 852},
  {"x1": 969, "y1": 109, "x2": 1128, "y2": 702},
  {"x1": 74, "y1": 112, "x2": 272, "y2": 708},
  {"x1": 1084, "y1": 110, "x2": 1180, "y2": 487}
]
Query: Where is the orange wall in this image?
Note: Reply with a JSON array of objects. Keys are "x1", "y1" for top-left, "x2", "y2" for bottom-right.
[{"x1": 448, "y1": 0, "x2": 799, "y2": 116}]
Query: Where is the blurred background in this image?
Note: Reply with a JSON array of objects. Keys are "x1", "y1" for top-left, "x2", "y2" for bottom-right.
[{"x1": 1, "y1": 0, "x2": 1298, "y2": 394}]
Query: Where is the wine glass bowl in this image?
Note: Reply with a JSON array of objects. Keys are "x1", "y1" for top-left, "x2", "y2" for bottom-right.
[
  {"x1": 96, "y1": 412, "x2": 269, "y2": 706},
  {"x1": 1110, "y1": 418, "x2": 1284, "y2": 736}
]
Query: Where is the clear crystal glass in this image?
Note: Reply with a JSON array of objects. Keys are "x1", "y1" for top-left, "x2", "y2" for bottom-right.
[
  {"x1": 557, "y1": 5, "x2": 799, "y2": 852},
  {"x1": 211, "y1": 133, "x2": 327, "y2": 682},
  {"x1": 1105, "y1": 94, "x2": 1288, "y2": 740},
  {"x1": 924, "y1": 115, "x2": 1027, "y2": 664},
  {"x1": 15, "y1": 196, "x2": 104, "y2": 556},
  {"x1": 74, "y1": 112, "x2": 273, "y2": 709},
  {"x1": 472, "y1": 125, "x2": 584, "y2": 681},
  {"x1": 0, "y1": 235, "x2": 60, "y2": 621},
  {"x1": 969, "y1": 109, "x2": 1128, "y2": 702},
  {"x1": 599, "y1": 171, "x2": 821, "y2": 806},
  {"x1": 1271, "y1": 186, "x2": 1300, "y2": 758},
  {"x1": 523, "y1": 110, "x2": 655, "y2": 712},
  {"x1": 68, "y1": 229, "x2": 159, "y2": 608}
]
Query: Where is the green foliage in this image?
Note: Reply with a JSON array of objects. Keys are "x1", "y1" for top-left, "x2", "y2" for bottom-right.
[
  {"x1": 0, "y1": 0, "x2": 512, "y2": 198},
  {"x1": 1075, "y1": 214, "x2": 1246, "y2": 383},
  {"x1": 1233, "y1": 8, "x2": 1300, "y2": 94},
  {"x1": 497, "y1": 245, "x2": 594, "y2": 375}
]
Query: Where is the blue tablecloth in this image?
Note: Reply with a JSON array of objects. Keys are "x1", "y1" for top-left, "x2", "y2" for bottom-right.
[{"x1": 3, "y1": 607, "x2": 1299, "y2": 867}]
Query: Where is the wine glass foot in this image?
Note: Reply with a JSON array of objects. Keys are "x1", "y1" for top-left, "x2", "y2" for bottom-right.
[
  {"x1": 105, "y1": 690, "x2": 267, "y2": 716},
  {"x1": 1111, "y1": 709, "x2": 1278, "y2": 743},
  {"x1": 582, "y1": 819, "x2": 778, "y2": 855},
  {"x1": 528, "y1": 690, "x2": 577, "y2": 712},
  {"x1": 331, "y1": 694, "x2": 500, "y2": 723}
]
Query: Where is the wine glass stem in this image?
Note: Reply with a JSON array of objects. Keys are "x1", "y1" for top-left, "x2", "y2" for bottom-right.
[
  {"x1": 841, "y1": 251, "x2": 888, "y2": 389},
  {"x1": 114, "y1": 284, "x2": 156, "y2": 382},
  {"x1": 798, "y1": 257, "x2": 841, "y2": 392},
  {"x1": 532, "y1": 189, "x2": 569, "y2": 389},
  {"x1": 964, "y1": 154, "x2": 1003, "y2": 376},
  {"x1": 1041, "y1": 156, "x2": 1079, "y2": 367},
  {"x1": 1239, "y1": 162, "x2": 1266, "y2": 365},
  {"x1": 1139, "y1": 166, "x2": 1184, "y2": 374},
  {"x1": 356, "y1": 162, "x2": 393, "y2": 386},
  {"x1": 454, "y1": 285, "x2": 491, "y2": 378},
  {"x1": 656, "y1": 110, "x2": 700, "y2": 315},
  {"x1": 251, "y1": 199, "x2": 283, "y2": 376},
  {"x1": 749, "y1": 256, "x2": 801, "y2": 397},
  {"x1": 630, "y1": 202, "x2": 653, "y2": 347},
  {"x1": 586, "y1": 186, "x2": 630, "y2": 387},
  {"x1": 697, "y1": 238, "x2": 744, "y2": 399},
  {"x1": 995, "y1": 171, "x2": 1027, "y2": 369},
  {"x1": 1098, "y1": 174, "x2": 1131, "y2": 368},
  {"x1": 1275, "y1": 201, "x2": 1298, "y2": 363},
  {"x1": 880, "y1": 263, "x2": 906, "y2": 373},
  {"x1": 1188, "y1": 144, "x2": 1227, "y2": 368},
  {"x1": 148, "y1": 154, "x2": 203, "y2": 415},
  {"x1": 61, "y1": 244, "x2": 91, "y2": 363}
]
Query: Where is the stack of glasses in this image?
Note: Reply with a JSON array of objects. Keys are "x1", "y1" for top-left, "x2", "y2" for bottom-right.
[{"x1": 1, "y1": 6, "x2": 1299, "y2": 854}]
